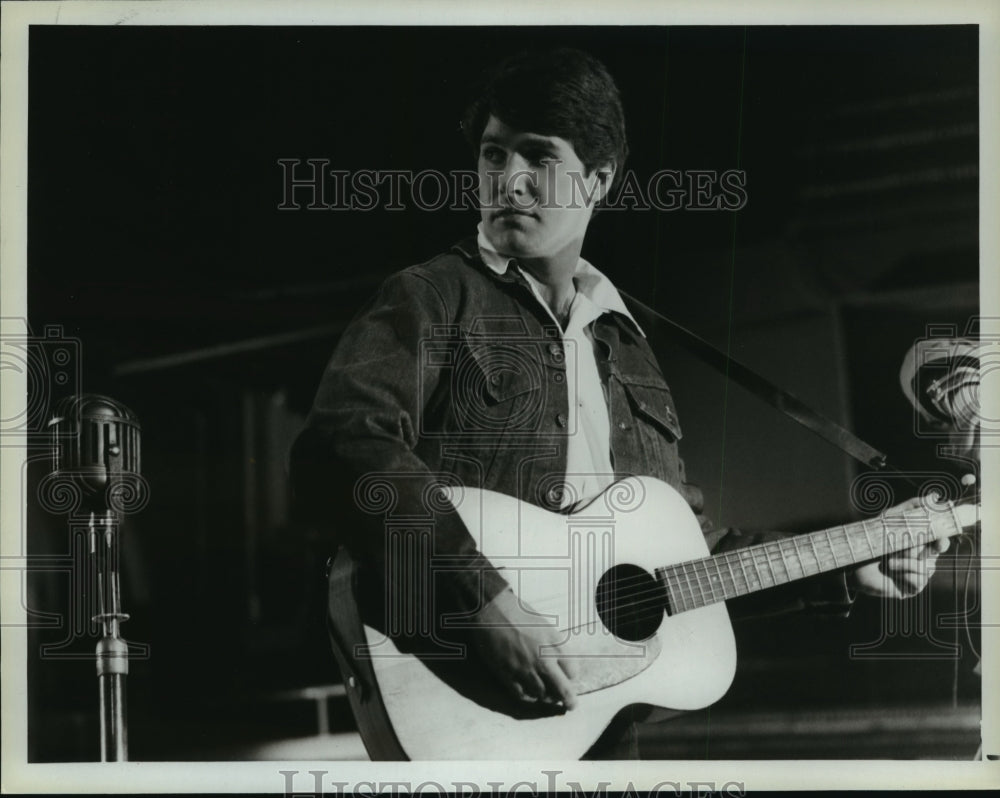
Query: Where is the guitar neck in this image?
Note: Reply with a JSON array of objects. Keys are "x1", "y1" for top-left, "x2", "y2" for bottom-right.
[{"x1": 656, "y1": 503, "x2": 966, "y2": 615}]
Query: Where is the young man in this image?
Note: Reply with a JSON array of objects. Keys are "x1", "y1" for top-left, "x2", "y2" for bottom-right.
[{"x1": 291, "y1": 48, "x2": 947, "y2": 759}]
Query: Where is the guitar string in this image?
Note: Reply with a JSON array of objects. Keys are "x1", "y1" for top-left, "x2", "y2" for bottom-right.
[
  {"x1": 598, "y1": 526, "x2": 933, "y2": 619},
  {"x1": 588, "y1": 528, "x2": 983, "y2": 645},
  {"x1": 595, "y1": 532, "x2": 940, "y2": 625},
  {"x1": 502, "y1": 497, "x2": 973, "y2": 613},
  {"x1": 490, "y1": 503, "x2": 972, "y2": 631},
  {"x1": 585, "y1": 512, "x2": 965, "y2": 622},
  {"x1": 579, "y1": 504, "x2": 959, "y2": 604},
  {"x1": 593, "y1": 540, "x2": 964, "y2": 629}
]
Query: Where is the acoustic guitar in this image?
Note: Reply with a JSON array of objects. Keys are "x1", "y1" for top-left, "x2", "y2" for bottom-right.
[{"x1": 326, "y1": 476, "x2": 977, "y2": 760}]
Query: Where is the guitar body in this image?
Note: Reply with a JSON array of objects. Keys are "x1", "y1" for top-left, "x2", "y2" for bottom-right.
[{"x1": 329, "y1": 476, "x2": 737, "y2": 760}]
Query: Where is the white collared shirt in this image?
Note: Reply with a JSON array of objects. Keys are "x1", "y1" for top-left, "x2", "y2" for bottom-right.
[{"x1": 476, "y1": 225, "x2": 644, "y2": 508}]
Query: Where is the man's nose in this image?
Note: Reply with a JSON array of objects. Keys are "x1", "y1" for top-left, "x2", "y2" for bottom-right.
[{"x1": 501, "y1": 155, "x2": 536, "y2": 202}]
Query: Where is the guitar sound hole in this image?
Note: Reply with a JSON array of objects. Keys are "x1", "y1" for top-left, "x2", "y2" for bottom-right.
[{"x1": 595, "y1": 564, "x2": 666, "y2": 642}]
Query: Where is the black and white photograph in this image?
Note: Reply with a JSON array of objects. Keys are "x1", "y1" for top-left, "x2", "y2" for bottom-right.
[{"x1": 1, "y1": 0, "x2": 997, "y2": 793}]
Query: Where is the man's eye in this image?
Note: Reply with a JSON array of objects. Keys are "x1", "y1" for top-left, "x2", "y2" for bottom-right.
[
  {"x1": 526, "y1": 151, "x2": 558, "y2": 166},
  {"x1": 481, "y1": 147, "x2": 505, "y2": 164}
]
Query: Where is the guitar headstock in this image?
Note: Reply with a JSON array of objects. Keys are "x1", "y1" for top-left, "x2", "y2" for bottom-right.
[
  {"x1": 946, "y1": 499, "x2": 980, "y2": 536},
  {"x1": 945, "y1": 471, "x2": 980, "y2": 536},
  {"x1": 925, "y1": 482, "x2": 980, "y2": 540},
  {"x1": 883, "y1": 480, "x2": 980, "y2": 546}
]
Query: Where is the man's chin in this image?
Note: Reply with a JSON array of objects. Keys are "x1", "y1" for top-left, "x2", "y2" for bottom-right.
[{"x1": 484, "y1": 225, "x2": 542, "y2": 258}]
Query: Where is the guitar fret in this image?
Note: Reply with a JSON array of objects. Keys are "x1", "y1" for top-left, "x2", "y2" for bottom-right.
[
  {"x1": 675, "y1": 566, "x2": 691, "y2": 613},
  {"x1": 791, "y1": 536, "x2": 807, "y2": 577},
  {"x1": 735, "y1": 551, "x2": 751, "y2": 596},
  {"x1": 825, "y1": 528, "x2": 840, "y2": 568},
  {"x1": 837, "y1": 531, "x2": 849, "y2": 564},
  {"x1": 698, "y1": 562, "x2": 716, "y2": 605},
  {"x1": 725, "y1": 556, "x2": 738, "y2": 597},
  {"x1": 680, "y1": 567, "x2": 692, "y2": 613},
  {"x1": 672, "y1": 565, "x2": 685, "y2": 612},
  {"x1": 838, "y1": 529, "x2": 851, "y2": 563},
  {"x1": 688, "y1": 562, "x2": 705, "y2": 607},
  {"x1": 763, "y1": 542, "x2": 777, "y2": 583},
  {"x1": 681, "y1": 562, "x2": 698, "y2": 609},
  {"x1": 714, "y1": 558, "x2": 729, "y2": 601},
  {"x1": 842, "y1": 525, "x2": 856, "y2": 563},
  {"x1": 760, "y1": 544, "x2": 777, "y2": 587},
  {"x1": 682, "y1": 561, "x2": 697, "y2": 609},
  {"x1": 842, "y1": 528, "x2": 854, "y2": 562},
  {"x1": 690, "y1": 562, "x2": 708, "y2": 607},
  {"x1": 667, "y1": 566, "x2": 684, "y2": 614},
  {"x1": 697, "y1": 561, "x2": 710, "y2": 608},
  {"x1": 771, "y1": 540, "x2": 792, "y2": 583},
  {"x1": 744, "y1": 549, "x2": 762, "y2": 590},
  {"x1": 746, "y1": 549, "x2": 760, "y2": 589},
  {"x1": 701, "y1": 561, "x2": 716, "y2": 604},
  {"x1": 663, "y1": 568, "x2": 684, "y2": 615},
  {"x1": 807, "y1": 535, "x2": 820, "y2": 575},
  {"x1": 860, "y1": 519, "x2": 877, "y2": 559}
]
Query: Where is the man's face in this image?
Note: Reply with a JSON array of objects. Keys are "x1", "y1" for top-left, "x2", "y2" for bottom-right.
[{"x1": 477, "y1": 115, "x2": 611, "y2": 261}]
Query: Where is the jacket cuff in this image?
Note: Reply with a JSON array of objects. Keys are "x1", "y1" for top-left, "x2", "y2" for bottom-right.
[{"x1": 442, "y1": 553, "x2": 512, "y2": 617}]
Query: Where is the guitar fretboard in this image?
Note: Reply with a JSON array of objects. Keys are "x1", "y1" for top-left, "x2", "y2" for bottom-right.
[{"x1": 656, "y1": 505, "x2": 964, "y2": 615}]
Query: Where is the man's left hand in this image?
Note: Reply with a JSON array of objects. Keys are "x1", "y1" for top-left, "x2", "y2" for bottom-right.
[{"x1": 847, "y1": 497, "x2": 950, "y2": 599}]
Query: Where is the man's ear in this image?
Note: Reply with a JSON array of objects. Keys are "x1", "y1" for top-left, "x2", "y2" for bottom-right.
[{"x1": 593, "y1": 162, "x2": 616, "y2": 204}]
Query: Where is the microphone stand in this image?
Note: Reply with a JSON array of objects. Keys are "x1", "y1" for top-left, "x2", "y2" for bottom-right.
[
  {"x1": 46, "y1": 394, "x2": 144, "y2": 762},
  {"x1": 91, "y1": 509, "x2": 129, "y2": 761}
]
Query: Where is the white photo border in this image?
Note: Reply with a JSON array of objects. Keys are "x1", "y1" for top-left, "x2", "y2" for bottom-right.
[{"x1": 2, "y1": 0, "x2": 998, "y2": 793}]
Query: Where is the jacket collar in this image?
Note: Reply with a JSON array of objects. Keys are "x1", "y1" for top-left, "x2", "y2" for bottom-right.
[{"x1": 453, "y1": 224, "x2": 645, "y2": 337}]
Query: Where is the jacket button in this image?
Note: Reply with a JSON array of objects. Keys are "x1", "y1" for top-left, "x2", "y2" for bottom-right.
[
  {"x1": 548, "y1": 343, "x2": 564, "y2": 362},
  {"x1": 489, "y1": 373, "x2": 501, "y2": 385},
  {"x1": 553, "y1": 372, "x2": 564, "y2": 383},
  {"x1": 556, "y1": 412, "x2": 567, "y2": 427},
  {"x1": 618, "y1": 421, "x2": 628, "y2": 430}
]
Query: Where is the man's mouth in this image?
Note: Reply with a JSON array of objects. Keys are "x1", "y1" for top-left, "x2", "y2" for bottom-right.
[{"x1": 493, "y1": 207, "x2": 537, "y2": 221}]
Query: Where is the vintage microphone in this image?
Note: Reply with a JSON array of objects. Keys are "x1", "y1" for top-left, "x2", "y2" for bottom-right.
[
  {"x1": 900, "y1": 336, "x2": 982, "y2": 451},
  {"x1": 48, "y1": 394, "x2": 142, "y2": 762}
]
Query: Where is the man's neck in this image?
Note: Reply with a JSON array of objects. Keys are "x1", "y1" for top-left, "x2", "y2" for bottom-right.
[{"x1": 513, "y1": 241, "x2": 582, "y2": 323}]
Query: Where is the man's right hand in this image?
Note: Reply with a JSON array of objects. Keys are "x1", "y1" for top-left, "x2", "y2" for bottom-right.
[{"x1": 468, "y1": 588, "x2": 579, "y2": 711}]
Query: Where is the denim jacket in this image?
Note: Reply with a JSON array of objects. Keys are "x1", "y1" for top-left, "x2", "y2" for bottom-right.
[{"x1": 291, "y1": 238, "x2": 852, "y2": 628}]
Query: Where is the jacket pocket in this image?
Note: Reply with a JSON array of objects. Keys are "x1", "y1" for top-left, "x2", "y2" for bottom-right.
[
  {"x1": 620, "y1": 375, "x2": 683, "y2": 442},
  {"x1": 451, "y1": 332, "x2": 547, "y2": 433}
]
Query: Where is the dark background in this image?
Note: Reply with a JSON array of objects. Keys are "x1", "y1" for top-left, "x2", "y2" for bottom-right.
[{"x1": 26, "y1": 25, "x2": 981, "y2": 760}]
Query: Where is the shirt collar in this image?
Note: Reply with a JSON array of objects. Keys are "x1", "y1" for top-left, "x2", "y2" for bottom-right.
[{"x1": 476, "y1": 223, "x2": 645, "y2": 337}]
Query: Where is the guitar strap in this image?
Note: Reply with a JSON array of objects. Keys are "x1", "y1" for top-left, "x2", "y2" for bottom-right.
[{"x1": 620, "y1": 291, "x2": 889, "y2": 470}]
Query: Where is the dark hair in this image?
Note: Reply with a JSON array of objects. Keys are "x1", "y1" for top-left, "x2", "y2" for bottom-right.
[{"x1": 461, "y1": 48, "x2": 629, "y2": 192}]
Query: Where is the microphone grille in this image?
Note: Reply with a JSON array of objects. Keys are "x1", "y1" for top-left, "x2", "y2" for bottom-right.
[{"x1": 48, "y1": 394, "x2": 141, "y2": 491}]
